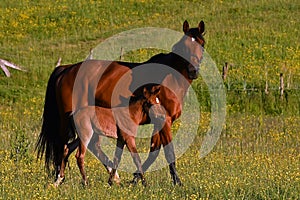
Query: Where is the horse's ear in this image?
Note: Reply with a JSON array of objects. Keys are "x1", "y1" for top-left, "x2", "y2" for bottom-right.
[
  {"x1": 198, "y1": 20, "x2": 205, "y2": 35},
  {"x1": 143, "y1": 87, "x2": 149, "y2": 98},
  {"x1": 183, "y1": 20, "x2": 189, "y2": 33},
  {"x1": 151, "y1": 85, "x2": 161, "y2": 95}
]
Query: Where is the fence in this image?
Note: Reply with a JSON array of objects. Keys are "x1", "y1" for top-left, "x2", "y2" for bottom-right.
[{"x1": 196, "y1": 63, "x2": 300, "y2": 116}]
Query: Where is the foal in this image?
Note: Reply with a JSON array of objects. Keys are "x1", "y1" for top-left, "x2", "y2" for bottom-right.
[{"x1": 56, "y1": 85, "x2": 165, "y2": 186}]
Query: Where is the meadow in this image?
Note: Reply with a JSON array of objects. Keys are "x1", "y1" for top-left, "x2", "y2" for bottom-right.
[{"x1": 0, "y1": 0, "x2": 299, "y2": 199}]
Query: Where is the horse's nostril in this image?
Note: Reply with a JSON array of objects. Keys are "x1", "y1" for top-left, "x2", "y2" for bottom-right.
[{"x1": 158, "y1": 115, "x2": 165, "y2": 121}]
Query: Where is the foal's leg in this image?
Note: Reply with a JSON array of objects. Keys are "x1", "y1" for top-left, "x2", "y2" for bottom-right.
[
  {"x1": 131, "y1": 131, "x2": 161, "y2": 184},
  {"x1": 89, "y1": 135, "x2": 113, "y2": 169},
  {"x1": 88, "y1": 135, "x2": 120, "y2": 183},
  {"x1": 126, "y1": 137, "x2": 146, "y2": 186},
  {"x1": 108, "y1": 138, "x2": 125, "y2": 186}
]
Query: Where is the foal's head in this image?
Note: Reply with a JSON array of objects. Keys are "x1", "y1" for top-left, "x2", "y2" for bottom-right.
[{"x1": 130, "y1": 85, "x2": 166, "y2": 125}]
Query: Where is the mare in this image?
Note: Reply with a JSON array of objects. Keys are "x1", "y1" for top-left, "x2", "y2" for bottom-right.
[{"x1": 36, "y1": 20, "x2": 205, "y2": 186}]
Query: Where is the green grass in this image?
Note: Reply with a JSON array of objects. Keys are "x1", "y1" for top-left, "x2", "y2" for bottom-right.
[
  {"x1": 0, "y1": 0, "x2": 299, "y2": 199},
  {"x1": 1, "y1": 114, "x2": 299, "y2": 199}
]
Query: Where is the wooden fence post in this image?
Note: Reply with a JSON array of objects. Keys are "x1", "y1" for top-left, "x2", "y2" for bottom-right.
[
  {"x1": 265, "y1": 80, "x2": 269, "y2": 95},
  {"x1": 119, "y1": 47, "x2": 124, "y2": 61},
  {"x1": 243, "y1": 76, "x2": 247, "y2": 91},
  {"x1": 222, "y1": 62, "x2": 228, "y2": 81},
  {"x1": 55, "y1": 57, "x2": 62, "y2": 68},
  {"x1": 87, "y1": 48, "x2": 93, "y2": 60},
  {"x1": 265, "y1": 66, "x2": 269, "y2": 94},
  {"x1": 280, "y1": 73, "x2": 284, "y2": 100},
  {"x1": 287, "y1": 69, "x2": 291, "y2": 89}
]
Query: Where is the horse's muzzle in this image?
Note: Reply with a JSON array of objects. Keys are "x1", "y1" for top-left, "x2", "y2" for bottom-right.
[
  {"x1": 187, "y1": 64, "x2": 199, "y2": 79},
  {"x1": 149, "y1": 104, "x2": 166, "y2": 128}
]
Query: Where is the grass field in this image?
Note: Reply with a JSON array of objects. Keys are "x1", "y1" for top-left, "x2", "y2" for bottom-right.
[{"x1": 0, "y1": 0, "x2": 299, "y2": 199}]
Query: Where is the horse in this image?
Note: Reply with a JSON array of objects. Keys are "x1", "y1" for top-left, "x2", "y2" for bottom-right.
[
  {"x1": 53, "y1": 85, "x2": 164, "y2": 186},
  {"x1": 36, "y1": 20, "x2": 205, "y2": 186}
]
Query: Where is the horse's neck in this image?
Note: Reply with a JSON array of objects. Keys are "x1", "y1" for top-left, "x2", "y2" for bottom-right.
[
  {"x1": 168, "y1": 52, "x2": 189, "y2": 68},
  {"x1": 154, "y1": 53, "x2": 191, "y2": 101},
  {"x1": 142, "y1": 52, "x2": 193, "y2": 102},
  {"x1": 147, "y1": 53, "x2": 187, "y2": 69},
  {"x1": 128, "y1": 100, "x2": 145, "y2": 123}
]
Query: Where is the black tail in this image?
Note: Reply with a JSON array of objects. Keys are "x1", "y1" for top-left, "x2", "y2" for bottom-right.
[{"x1": 36, "y1": 66, "x2": 66, "y2": 173}]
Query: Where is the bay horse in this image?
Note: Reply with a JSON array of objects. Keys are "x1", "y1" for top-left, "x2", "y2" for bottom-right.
[
  {"x1": 36, "y1": 20, "x2": 205, "y2": 186},
  {"x1": 53, "y1": 85, "x2": 164, "y2": 186}
]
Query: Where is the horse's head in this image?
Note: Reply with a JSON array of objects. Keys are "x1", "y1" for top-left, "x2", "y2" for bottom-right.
[
  {"x1": 141, "y1": 85, "x2": 166, "y2": 125},
  {"x1": 172, "y1": 20, "x2": 205, "y2": 80}
]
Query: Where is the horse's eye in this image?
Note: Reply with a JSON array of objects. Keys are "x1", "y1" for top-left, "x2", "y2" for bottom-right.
[{"x1": 191, "y1": 37, "x2": 196, "y2": 42}]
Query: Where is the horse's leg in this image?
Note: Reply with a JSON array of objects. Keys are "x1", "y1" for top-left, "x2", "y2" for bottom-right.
[
  {"x1": 131, "y1": 130, "x2": 162, "y2": 184},
  {"x1": 163, "y1": 142, "x2": 181, "y2": 185},
  {"x1": 108, "y1": 138, "x2": 124, "y2": 186},
  {"x1": 160, "y1": 118, "x2": 182, "y2": 186},
  {"x1": 60, "y1": 138, "x2": 80, "y2": 179},
  {"x1": 91, "y1": 135, "x2": 113, "y2": 169},
  {"x1": 126, "y1": 137, "x2": 146, "y2": 186},
  {"x1": 53, "y1": 144, "x2": 69, "y2": 187},
  {"x1": 74, "y1": 119, "x2": 99, "y2": 186},
  {"x1": 88, "y1": 135, "x2": 120, "y2": 183},
  {"x1": 75, "y1": 141, "x2": 88, "y2": 185},
  {"x1": 66, "y1": 138, "x2": 80, "y2": 158},
  {"x1": 138, "y1": 117, "x2": 181, "y2": 186},
  {"x1": 140, "y1": 131, "x2": 162, "y2": 173},
  {"x1": 54, "y1": 113, "x2": 75, "y2": 186}
]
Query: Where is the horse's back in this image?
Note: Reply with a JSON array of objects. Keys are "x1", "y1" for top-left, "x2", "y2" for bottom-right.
[{"x1": 56, "y1": 60, "x2": 133, "y2": 113}]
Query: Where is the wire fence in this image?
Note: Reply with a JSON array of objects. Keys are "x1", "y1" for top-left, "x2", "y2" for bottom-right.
[{"x1": 196, "y1": 70, "x2": 300, "y2": 116}]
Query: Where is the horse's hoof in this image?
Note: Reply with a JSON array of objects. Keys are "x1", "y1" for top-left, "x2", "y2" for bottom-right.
[
  {"x1": 53, "y1": 176, "x2": 65, "y2": 187},
  {"x1": 172, "y1": 177, "x2": 182, "y2": 186},
  {"x1": 113, "y1": 171, "x2": 121, "y2": 184},
  {"x1": 108, "y1": 179, "x2": 113, "y2": 186},
  {"x1": 176, "y1": 180, "x2": 182, "y2": 186},
  {"x1": 107, "y1": 168, "x2": 120, "y2": 185},
  {"x1": 108, "y1": 174, "x2": 114, "y2": 186},
  {"x1": 130, "y1": 173, "x2": 145, "y2": 186},
  {"x1": 130, "y1": 179, "x2": 137, "y2": 185},
  {"x1": 129, "y1": 177, "x2": 138, "y2": 186},
  {"x1": 141, "y1": 178, "x2": 147, "y2": 187},
  {"x1": 108, "y1": 170, "x2": 118, "y2": 186},
  {"x1": 130, "y1": 173, "x2": 139, "y2": 185},
  {"x1": 81, "y1": 180, "x2": 88, "y2": 186}
]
